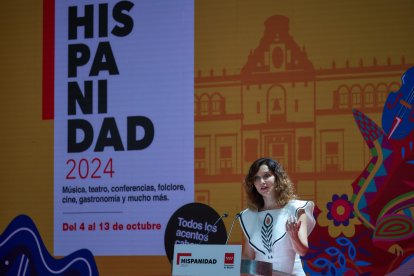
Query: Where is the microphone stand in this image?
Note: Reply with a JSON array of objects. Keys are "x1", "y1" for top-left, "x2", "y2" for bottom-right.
[
  {"x1": 225, "y1": 213, "x2": 240, "y2": 244},
  {"x1": 198, "y1": 212, "x2": 228, "y2": 244}
]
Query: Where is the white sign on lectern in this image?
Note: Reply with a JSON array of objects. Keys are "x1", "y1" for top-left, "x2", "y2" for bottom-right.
[{"x1": 172, "y1": 244, "x2": 242, "y2": 276}]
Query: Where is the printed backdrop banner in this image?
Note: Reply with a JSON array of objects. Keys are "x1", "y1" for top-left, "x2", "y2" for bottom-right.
[{"x1": 53, "y1": 0, "x2": 194, "y2": 256}]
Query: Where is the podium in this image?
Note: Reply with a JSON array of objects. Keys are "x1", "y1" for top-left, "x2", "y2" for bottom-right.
[
  {"x1": 240, "y1": 259, "x2": 294, "y2": 276},
  {"x1": 172, "y1": 244, "x2": 290, "y2": 276},
  {"x1": 172, "y1": 244, "x2": 242, "y2": 276},
  {"x1": 240, "y1": 259, "x2": 272, "y2": 276}
]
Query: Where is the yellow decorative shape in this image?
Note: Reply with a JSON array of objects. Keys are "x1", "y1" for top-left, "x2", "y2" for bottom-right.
[{"x1": 388, "y1": 244, "x2": 404, "y2": 256}]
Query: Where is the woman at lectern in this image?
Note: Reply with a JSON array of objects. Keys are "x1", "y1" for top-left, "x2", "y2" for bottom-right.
[{"x1": 239, "y1": 158, "x2": 315, "y2": 276}]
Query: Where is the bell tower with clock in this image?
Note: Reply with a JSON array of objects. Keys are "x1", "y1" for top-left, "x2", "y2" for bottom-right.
[{"x1": 241, "y1": 15, "x2": 313, "y2": 75}]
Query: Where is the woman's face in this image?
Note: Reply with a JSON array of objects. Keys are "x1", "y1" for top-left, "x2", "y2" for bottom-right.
[{"x1": 253, "y1": 164, "x2": 275, "y2": 198}]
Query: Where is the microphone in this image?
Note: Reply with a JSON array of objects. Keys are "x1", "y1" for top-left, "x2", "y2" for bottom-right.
[
  {"x1": 225, "y1": 213, "x2": 241, "y2": 244},
  {"x1": 198, "y1": 212, "x2": 228, "y2": 244}
]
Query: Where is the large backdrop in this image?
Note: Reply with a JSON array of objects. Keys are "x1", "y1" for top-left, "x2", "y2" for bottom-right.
[{"x1": 1, "y1": 0, "x2": 414, "y2": 275}]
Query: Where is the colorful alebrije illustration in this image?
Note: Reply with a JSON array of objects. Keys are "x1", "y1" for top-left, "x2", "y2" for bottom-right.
[
  {"x1": 0, "y1": 215, "x2": 99, "y2": 275},
  {"x1": 304, "y1": 67, "x2": 414, "y2": 275}
]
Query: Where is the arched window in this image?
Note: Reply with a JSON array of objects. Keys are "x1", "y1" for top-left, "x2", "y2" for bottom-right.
[
  {"x1": 338, "y1": 86, "x2": 349, "y2": 108},
  {"x1": 376, "y1": 83, "x2": 388, "y2": 106},
  {"x1": 267, "y1": 86, "x2": 286, "y2": 122},
  {"x1": 211, "y1": 93, "x2": 224, "y2": 115},
  {"x1": 268, "y1": 87, "x2": 285, "y2": 113},
  {"x1": 200, "y1": 94, "x2": 210, "y2": 115},
  {"x1": 363, "y1": 84, "x2": 375, "y2": 107},
  {"x1": 194, "y1": 95, "x2": 200, "y2": 116},
  {"x1": 351, "y1": 85, "x2": 362, "y2": 107}
]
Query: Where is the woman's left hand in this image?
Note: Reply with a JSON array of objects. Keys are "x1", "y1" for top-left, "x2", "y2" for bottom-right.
[
  {"x1": 286, "y1": 216, "x2": 301, "y2": 240},
  {"x1": 285, "y1": 211, "x2": 309, "y2": 256}
]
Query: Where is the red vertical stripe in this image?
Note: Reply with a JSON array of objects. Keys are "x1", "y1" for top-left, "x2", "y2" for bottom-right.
[{"x1": 42, "y1": 0, "x2": 55, "y2": 120}]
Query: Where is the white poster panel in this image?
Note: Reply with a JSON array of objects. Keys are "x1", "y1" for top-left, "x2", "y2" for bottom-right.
[{"x1": 54, "y1": 0, "x2": 194, "y2": 256}]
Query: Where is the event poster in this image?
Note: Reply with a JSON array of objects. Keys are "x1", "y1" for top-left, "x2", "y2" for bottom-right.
[{"x1": 53, "y1": 0, "x2": 194, "y2": 256}]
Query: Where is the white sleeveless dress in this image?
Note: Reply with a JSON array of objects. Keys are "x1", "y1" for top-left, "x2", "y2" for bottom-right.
[{"x1": 239, "y1": 200, "x2": 315, "y2": 275}]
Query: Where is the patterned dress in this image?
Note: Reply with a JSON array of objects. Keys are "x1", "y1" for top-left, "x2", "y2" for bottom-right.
[{"x1": 239, "y1": 200, "x2": 315, "y2": 275}]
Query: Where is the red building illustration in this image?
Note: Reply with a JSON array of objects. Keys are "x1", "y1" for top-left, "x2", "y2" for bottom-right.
[{"x1": 194, "y1": 15, "x2": 413, "y2": 274}]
